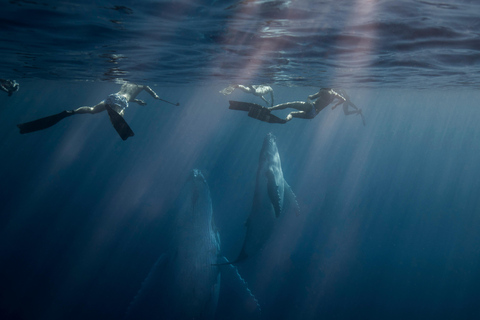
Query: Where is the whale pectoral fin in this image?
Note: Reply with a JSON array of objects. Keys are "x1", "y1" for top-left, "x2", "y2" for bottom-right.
[
  {"x1": 216, "y1": 256, "x2": 262, "y2": 318},
  {"x1": 266, "y1": 169, "x2": 282, "y2": 218},
  {"x1": 284, "y1": 181, "x2": 300, "y2": 216},
  {"x1": 125, "y1": 252, "x2": 170, "y2": 318}
]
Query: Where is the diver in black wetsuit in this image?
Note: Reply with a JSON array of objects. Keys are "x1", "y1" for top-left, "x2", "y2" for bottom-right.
[
  {"x1": 268, "y1": 88, "x2": 347, "y2": 122},
  {"x1": 16, "y1": 82, "x2": 179, "y2": 140},
  {"x1": 0, "y1": 79, "x2": 19, "y2": 96},
  {"x1": 229, "y1": 88, "x2": 351, "y2": 124},
  {"x1": 229, "y1": 88, "x2": 365, "y2": 125}
]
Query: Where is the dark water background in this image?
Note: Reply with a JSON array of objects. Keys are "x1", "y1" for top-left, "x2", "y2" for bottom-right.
[{"x1": 1, "y1": 1, "x2": 480, "y2": 319}]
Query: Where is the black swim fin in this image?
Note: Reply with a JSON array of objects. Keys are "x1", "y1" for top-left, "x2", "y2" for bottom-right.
[
  {"x1": 229, "y1": 100, "x2": 286, "y2": 124},
  {"x1": 247, "y1": 105, "x2": 286, "y2": 124},
  {"x1": 229, "y1": 100, "x2": 263, "y2": 112},
  {"x1": 105, "y1": 104, "x2": 134, "y2": 141},
  {"x1": 17, "y1": 110, "x2": 73, "y2": 134}
]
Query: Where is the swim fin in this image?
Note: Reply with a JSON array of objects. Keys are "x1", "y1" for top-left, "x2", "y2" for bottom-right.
[
  {"x1": 17, "y1": 110, "x2": 73, "y2": 134},
  {"x1": 105, "y1": 104, "x2": 134, "y2": 140},
  {"x1": 228, "y1": 100, "x2": 261, "y2": 112},
  {"x1": 229, "y1": 100, "x2": 286, "y2": 124}
]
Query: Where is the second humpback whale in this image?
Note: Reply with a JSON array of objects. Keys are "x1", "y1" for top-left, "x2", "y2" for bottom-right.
[{"x1": 232, "y1": 132, "x2": 299, "y2": 264}]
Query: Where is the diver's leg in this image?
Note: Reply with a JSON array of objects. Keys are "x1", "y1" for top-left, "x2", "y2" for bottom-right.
[
  {"x1": 73, "y1": 102, "x2": 106, "y2": 114},
  {"x1": 17, "y1": 111, "x2": 75, "y2": 134},
  {"x1": 17, "y1": 102, "x2": 106, "y2": 134},
  {"x1": 290, "y1": 111, "x2": 310, "y2": 120},
  {"x1": 331, "y1": 100, "x2": 343, "y2": 110},
  {"x1": 280, "y1": 110, "x2": 309, "y2": 123},
  {"x1": 269, "y1": 101, "x2": 309, "y2": 112}
]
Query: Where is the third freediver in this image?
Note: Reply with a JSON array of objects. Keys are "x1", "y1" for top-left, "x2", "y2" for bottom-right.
[{"x1": 16, "y1": 82, "x2": 179, "y2": 140}]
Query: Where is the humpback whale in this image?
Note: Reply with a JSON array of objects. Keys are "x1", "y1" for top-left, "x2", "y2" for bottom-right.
[
  {"x1": 126, "y1": 169, "x2": 259, "y2": 320},
  {"x1": 232, "y1": 133, "x2": 299, "y2": 264}
]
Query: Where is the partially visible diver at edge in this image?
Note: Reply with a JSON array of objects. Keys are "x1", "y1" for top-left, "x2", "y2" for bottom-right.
[
  {"x1": 0, "y1": 79, "x2": 19, "y2": 96},
  {"x1": 16, "y1": 82, "x2": 179, "y2": 141},
  {"x1": 221, "y1": 84, "x2": 274, "y2": 107}
]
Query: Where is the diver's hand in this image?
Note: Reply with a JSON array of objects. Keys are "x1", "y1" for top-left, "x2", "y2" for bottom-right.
[{"x1": 137, "y1": 99, "x2": 147, "y2": 106}]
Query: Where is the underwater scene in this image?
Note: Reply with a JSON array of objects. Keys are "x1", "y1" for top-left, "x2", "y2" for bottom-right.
[{"x1": 1, "y1": 1, "x2": 480, "y2": 319}]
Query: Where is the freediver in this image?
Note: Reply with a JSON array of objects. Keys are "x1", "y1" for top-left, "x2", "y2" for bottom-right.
[
  {"x1": 220, "y1": 84, "x2": 274, "y2": 107},
  {"x1": 267, "y1": 88, "x2": 350, "y2": 122},
  {"x1": 0, "y1": 79, "x2": 19, "y2": 96},
  {"x1": 16, "y1": 82, "x2": 179, "y2": 140},
  {"x1": 229, "y1": 87, "x2": 354, "y2": 124}
]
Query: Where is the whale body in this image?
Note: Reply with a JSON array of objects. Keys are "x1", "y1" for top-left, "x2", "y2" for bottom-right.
[
  {"x1": 233, "y1": 133, "x2": 299, "y2": 264},
  {"x1": 126, "y1": 169, "x2": 259, "y2": 319}
]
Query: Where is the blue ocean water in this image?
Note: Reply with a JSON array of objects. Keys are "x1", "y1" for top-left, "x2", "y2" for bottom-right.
[{"x1": 1, "y1": 1, "x2": 480, "y2": 319}]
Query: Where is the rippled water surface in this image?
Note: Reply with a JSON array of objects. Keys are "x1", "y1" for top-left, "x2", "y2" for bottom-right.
[{"x1": 1, "y1": 0, "x2": 480, "y2": 87}]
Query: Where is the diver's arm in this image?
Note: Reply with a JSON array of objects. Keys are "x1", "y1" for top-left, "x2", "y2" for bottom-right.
[
  {"x1": 331, "y1": 90, "x2": 347, "y2": 102},
  {"x1": 346, "y1": 99, "x2": 359, "y2": 111},
  {"x1": 330, "y1": 89, "x2": 347, "y2": 110},
  {"x1": 331, "y1": 100, "x2": 344, "y2": 110},
  {"x1": 143, "y1": 86, "x2": 161, "y2": 100},
  {"x1": 269, "y1": 91, "x2": 274, "y2": 107},
  {"x1": 341, "y1": 97, "x2": 360, "y2": 115},
  {"x1": 308, "y1": 91, "x2": 320, "y2": 100},
  {"x1": 131, "y1": 99, "x2": 147, "y2": 106}
]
